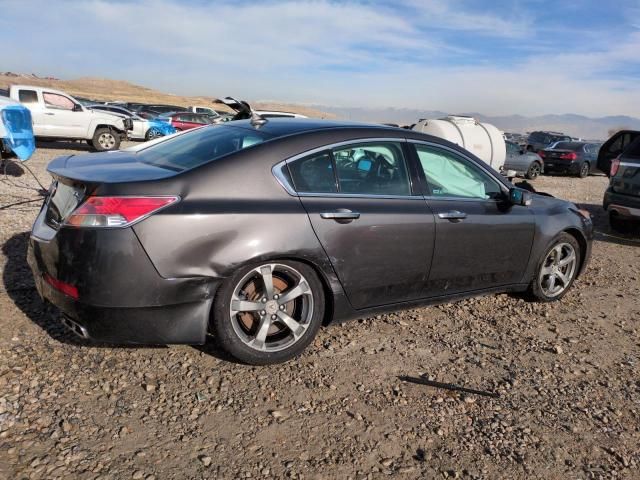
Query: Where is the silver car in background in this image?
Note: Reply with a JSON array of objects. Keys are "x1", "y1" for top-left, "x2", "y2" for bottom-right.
[{"x1": 503, "y1": 140, "x2": 544, "y2": 179}]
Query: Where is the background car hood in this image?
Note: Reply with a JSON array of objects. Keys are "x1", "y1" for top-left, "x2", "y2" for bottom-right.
[{"x1": 87, "y1": 110, "x2": 126, "y2": 128}]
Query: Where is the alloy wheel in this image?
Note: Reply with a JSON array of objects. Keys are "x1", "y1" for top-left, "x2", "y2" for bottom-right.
[
  {"x1": 528, "y1": 162, "x2": 541, "y2": 179},
  {"x1": 229, "y1": 263, "x2": 314, "y2": 352},
  {"x1": 148, "y1": 128, "x2": 161, "y2": 140},
  {"x1": 538, "y1": 242, "x2": 577, "y2": 298}
]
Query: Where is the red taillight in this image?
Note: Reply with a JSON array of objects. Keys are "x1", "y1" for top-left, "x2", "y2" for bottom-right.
[
  {"x1": 560, "y1": 152, "x2": 577, "y2": 160},
  {"x1": 537, "y1": 150, "x2": 546, "y2": 158},
  {"x1": 44, "y1": 273, "x2": 79, "y2": 299},
  {"x1": 65, "y1": 196, "x2": 178, "y2": 228},
  {"x1": 610, "y1": 156, "x2": 621, "y2": 176}
]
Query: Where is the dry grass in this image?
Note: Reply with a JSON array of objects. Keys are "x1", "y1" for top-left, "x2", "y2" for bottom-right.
[{"x1": 0, "y1": 74, "x2": 333, "y2": 118}]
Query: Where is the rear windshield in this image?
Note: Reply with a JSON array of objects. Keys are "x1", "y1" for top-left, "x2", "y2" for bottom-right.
[
  {"x1": 624, "y1": 137, "x2": 640, "y2": 158},
  {"x1": 135, "y1": 125, "x2": 272, "y2": 172},
  {"x1": 553, "y1": 142, "x2": 584, "y2": 151}
]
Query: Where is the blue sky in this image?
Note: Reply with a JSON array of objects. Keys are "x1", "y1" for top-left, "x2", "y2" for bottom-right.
[{"x1": 1, "y1": 0, "x2": 640, "y2": 116}]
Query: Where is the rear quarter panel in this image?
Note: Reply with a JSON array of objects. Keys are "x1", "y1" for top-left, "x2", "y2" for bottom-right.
[{"x1": 128, "y1": 132, "x2": 385, "y2": 295}]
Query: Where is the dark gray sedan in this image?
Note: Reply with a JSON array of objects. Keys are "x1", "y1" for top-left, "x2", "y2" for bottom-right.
[
  {"x1": 28, "y1": 119, "x2": 593, "y2": 364},
  {"x1": 540, "y1": 141, "x2": 600, "y2": 178}
]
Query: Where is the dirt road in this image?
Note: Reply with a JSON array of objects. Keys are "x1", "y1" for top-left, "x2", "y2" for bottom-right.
[{"x1": 1, "y1": 143, "x2": 639, "y2": 479}]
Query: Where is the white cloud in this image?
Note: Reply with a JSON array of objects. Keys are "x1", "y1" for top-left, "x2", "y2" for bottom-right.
[{"x1": 405, "y1": 0, "x2": 532, "y2": 38}]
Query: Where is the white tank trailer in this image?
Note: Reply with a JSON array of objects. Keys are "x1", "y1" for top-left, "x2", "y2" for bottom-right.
[{"x1": 413, "y1": 116, "x2": 506, "y2": 172}]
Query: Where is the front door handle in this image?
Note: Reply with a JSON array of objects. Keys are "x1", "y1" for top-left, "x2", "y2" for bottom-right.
[
  {"x1": 438, "y1": 210, "x2": 467, "y2": 220},
  {"x1": 44, "y1": 112, "x2": 55, "y2": 116},
  {"x1": 320, "y1": 210, "x2": 361, "y2": 221}
]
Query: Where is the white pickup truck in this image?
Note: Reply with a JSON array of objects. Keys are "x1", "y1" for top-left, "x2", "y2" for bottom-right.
[{"x1": 8, "y1": 85, "x2": 130, "y2": 151}]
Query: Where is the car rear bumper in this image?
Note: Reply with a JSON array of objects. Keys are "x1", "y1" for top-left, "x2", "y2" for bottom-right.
[
  {"x1": 27, "y1": 209, "x2": 218, "y2": 344},
  {"x1": 604, "y1": 188, "x2": 640, "y2": 219},
  {"x1": 543, "y1": 161, "x2": 579, "y2": 174}
]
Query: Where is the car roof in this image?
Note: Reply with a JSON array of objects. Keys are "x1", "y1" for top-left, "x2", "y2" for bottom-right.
[{"x1": 228, "y1": 118, "x2": 399, "y2": 136}]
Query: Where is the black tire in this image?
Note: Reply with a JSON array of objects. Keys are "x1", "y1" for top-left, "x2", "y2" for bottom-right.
[
  {"x1": 211, "y1": 260, "x2": 325, "y2": 365},
  {"x1": 525, "y1": 161, "x2": 542, "y2": 180},
  {"x1": 578, "y1": 162, "x2": 589, "y2": 178},
  {"x1": 144, "y1": 127, "x2": 162, "y2": 141},
  {"x1": 528, "y1": 233, "x2": 581, "y2": 302},
  {"x1": 91, "y1": 128, "x2": 121, "y2": 152}
]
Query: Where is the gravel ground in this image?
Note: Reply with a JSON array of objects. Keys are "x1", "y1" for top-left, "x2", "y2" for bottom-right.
[{"x1": 1, "y1": 142, "x2": 639, "y2": 480}]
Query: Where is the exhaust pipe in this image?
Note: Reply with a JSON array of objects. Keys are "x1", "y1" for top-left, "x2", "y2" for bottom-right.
[{"x1": 61, "y1": 315, "x2": 89, "y2": 339}]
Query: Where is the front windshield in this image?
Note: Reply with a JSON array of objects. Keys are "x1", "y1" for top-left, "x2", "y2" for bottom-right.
[{"x1": 136, "y1": 124, "x2": 272, "y2": 172}]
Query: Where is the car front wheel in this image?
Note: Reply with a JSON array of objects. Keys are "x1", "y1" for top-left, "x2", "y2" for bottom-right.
[
  {"x1": 212, "y1": 260, "x2": 325, "y2": 365},
  {"x1": 525, "y1": 161, "x2": 542, "y2": 179},
  {"x1": 529, "y1": 233, "x2": 580, "y2": 302}
]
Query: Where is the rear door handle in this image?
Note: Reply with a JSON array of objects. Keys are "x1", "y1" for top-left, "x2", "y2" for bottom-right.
[
  {"x1": 44, "y1": 112, "x2": 55, "y2": 116},
  {"x1": 438, "y1": 210, "x2": 467, "y2": 220},
  {"x1": 320, "y1": 210, "x2": 360, "y2": 221}
]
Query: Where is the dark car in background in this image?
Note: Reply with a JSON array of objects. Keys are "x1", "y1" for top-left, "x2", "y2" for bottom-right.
[
  {"x1": 527, "y1": 131, "x2": 572, "y2": 152},
  {"x1": 597, "y1": 130, "x2": 640, "y2": 176},
  {"x1": 28, "y1": 119, "x2": 593, "y2": 365},
  {"x1": 503, "y1": 140, "x2": 544, "y2": 179},
  {"x1": 603, "y1": 136, "x2": 640, "y2": 231},
  {"x1": 539, "y1": 141, "x2": 600, "y2": 178}
]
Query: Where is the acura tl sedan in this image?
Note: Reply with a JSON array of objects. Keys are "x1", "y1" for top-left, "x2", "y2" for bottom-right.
[{"x1": 28, "y1": 119, "x2": 593, "y2": 364}]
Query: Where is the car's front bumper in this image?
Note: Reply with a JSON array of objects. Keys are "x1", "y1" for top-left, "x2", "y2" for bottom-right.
[{"x1": 27, "y1": 207, "x2": 218, "y2": 344}]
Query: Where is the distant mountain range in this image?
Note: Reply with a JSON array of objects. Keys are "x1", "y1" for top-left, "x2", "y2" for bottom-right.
[
  {"x1": 312, "y1": 106, "x2": 640, "y2": 141},
  {"x1": 2, "y1": 72, "x2": 636, "y2": 140}
]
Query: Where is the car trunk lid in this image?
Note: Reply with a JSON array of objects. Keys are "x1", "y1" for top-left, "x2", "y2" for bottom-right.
[
  {"x1": 44, "y1": 151, "x2": 178, "y2": 229},
  {"x1": 543, "y1": 149, "x2": 578, "y2": 162}
]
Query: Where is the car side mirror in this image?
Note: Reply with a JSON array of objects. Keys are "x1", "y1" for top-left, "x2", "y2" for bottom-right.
[
  {"x1": 509, "y1": 187, "x2": 532, "y2": 206},
  {"x1": 519, "y1": 149, "x2": 525, "y2": 155},
  {"x1": 72, "y1": 104, "x2": 83, "y2": 112}
]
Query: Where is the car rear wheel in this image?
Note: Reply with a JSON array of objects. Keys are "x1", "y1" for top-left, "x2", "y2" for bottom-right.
[
  {"x1": 525, "y1": 161, "x2": 542, "y2": 180},
  {"x1": 578, "y1": 162, "x2": 589, "y2": 178},
  {"x1": 91, "y1": 128, "x2": 121, "y2": 152},
  {"x1": 529, "y1": 233, "x2": 580, "y2": 302},
  {"x1": 212, "y1": 260, "x2": 325, "y2": 365}
]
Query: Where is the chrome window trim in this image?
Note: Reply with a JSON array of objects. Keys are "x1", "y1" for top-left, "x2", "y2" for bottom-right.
[
  {"x1": 272, "y1": 137, "x2": 421, "y2": 199},
  {"x1": 272, "y1": 161, "x2": 297, "y2": 196},
  {"x1": 407, "y1": 139, "x2": 510, "y2": 200},
  {"x1": 298, "y1": 192, "x2": 421, "y2": 200}
]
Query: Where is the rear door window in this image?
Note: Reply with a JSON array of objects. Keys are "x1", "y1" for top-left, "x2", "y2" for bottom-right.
[
  {"x1": 287, "y1": 141, "x2": 412, "y2": 196},
  {"x1": 332, "y1": 142, "x2": 411, "y2": 195},
  {"x1": 18, "y1": 89, "x2": 38, "y2": 104}
]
